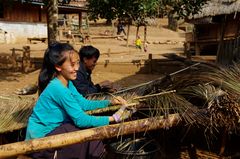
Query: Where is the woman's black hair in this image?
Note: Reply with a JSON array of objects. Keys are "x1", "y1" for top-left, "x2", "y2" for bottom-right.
[
  {"x1": 38, "y1": 42, "x2": 74, "y2": 95},
  {"x1": 79, "y1": 45, "x2": 100, "y2": 62}
]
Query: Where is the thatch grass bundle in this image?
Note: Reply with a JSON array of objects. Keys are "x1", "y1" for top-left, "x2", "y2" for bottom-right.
[
  {"x1": 165, "y1": 63, "x2": 240, "y2": 133},
  {"x1": 87, "y1": 62, "x2": 240, "y2": 134},
  {"x1": 0, "y1": 95, "x2": 35, "y2": 133}
]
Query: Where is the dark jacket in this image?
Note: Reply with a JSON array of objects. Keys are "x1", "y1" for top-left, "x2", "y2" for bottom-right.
[{"x1": 72, "y1": 62, "x2": 101, "y2": 96}]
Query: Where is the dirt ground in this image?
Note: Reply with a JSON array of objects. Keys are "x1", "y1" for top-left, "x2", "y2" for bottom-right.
[{"x1": 0, "y1": 18, "x2": 185, "y2": 95}]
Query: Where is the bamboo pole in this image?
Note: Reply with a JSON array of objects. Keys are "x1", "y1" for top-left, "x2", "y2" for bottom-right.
[
  {"x1": 87, "y1": 90, "x2": 176, "y2": 115},
  {"x1": 133, "y1": 90, "x2": 176, "y2": 100},
  {"x1": 0, "y1": 114, "x2": 180, "y2": 158},
  {"x1": 116, "y1": 63, "x2": 200, "y2": 94},
  {"x1": 86, "y1": 103, "x2": 138, "y2": 115}
]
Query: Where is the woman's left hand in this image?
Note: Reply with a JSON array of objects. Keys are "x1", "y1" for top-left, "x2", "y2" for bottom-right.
[{"x1": 110, "y1": 96, "x2": 127, "y2": 106}]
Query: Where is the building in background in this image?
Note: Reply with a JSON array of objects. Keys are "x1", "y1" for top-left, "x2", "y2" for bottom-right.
[
  {"x1": 0, "y1": 0, "x2": 87, "y2": 43},
  {"x1": 185, "y1": 0, "x2": 240, "y2": 65}
]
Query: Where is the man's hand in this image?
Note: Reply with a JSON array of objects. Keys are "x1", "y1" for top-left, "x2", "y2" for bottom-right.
[{"x1": 99, "y1": 80, "x2": 113, "y2": 89}]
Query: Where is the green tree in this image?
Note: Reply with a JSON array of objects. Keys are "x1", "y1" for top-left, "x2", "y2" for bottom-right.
[
  {"x1": 87, "y1": 0, "x2": 207, "y2": 46},
  {"x1": 87, "y1": 0, "x2": 207, "y2": 23}
]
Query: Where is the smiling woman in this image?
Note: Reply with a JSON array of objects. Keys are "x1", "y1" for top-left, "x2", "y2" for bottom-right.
[
  {"x1": 25, "y1": 42, "x2": 132, "y2": 159},
  {"x1": 54, "y1": 49, "x2": 80, "y2": 87}
]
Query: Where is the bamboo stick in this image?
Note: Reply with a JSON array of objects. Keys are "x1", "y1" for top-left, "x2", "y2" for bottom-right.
[
  {"x1": 0, "y1": 114, "x2": 180, "y2": 158},
  {"x1": 91, "y1": 90, "x2": 177, "y2": 115},
  {"x1": 0, "y1": 96, "x2": 11, "y2": 100},
  {"x1": 86, "y1": 103, "x2": 138, "y2": 115},
  {"x1": 133, "y1": 90, "x2": 176, "y2": 100},
  {"x1": 116, "y1": 63, "x2": 200, "y2": 94}
]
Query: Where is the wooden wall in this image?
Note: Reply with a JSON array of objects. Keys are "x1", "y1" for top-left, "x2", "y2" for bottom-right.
[
  {"x1": 0, "y1": 2, "x2": 47, "y2": 23},
  {"x1": 185, "y1": 13, "x2": 240, "y2": 57},
  {"x1": 196, "y1": 24, "x2": 219, "y2": 41},
  {"x1": 195, "y1": 14, "x2": 239, "y2": 41},
  {"x1": 224, "y1": 17, "x2": 239, "y2": 38}
]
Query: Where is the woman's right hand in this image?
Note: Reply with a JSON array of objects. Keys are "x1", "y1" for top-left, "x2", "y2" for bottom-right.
[{"x1": 112, "y1": 106, "x2": 132, "y2": 122}]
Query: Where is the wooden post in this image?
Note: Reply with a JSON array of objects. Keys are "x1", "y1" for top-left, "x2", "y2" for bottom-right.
[
  {"x1": 216, "y1": 15, "x2": 227, "y2": 64},
  {"x1": 148, "y1": 53, "x2": 153, "y2": 74},
  {"x1": 86, "y1": 15, "x2": 90, "y2": 36},
  {"x1": 0, "y1": 114, "x2": 180, "y2": 158},
  {"x1": 112, "y1": 19, "x2": 116, "y2": 36},
  {"x1": 195, "y1": 43, "x2": 200, "y2": 56},
  {"x1": 136, "y1": 25, "x2": 139, "y2": 40},
  {"x1": 126, "y1": 24, "x2": 130, "y2": 47},
  {"x1": 185, "y1": 42, "x2": 192, "y2": 59},
  {"x1": 144, "y1": 25, "x2": 147, "y2": 44},
  {"x1": 22, "y1": 46, "x2": 31, "y2": 73},
  {"x1": 193, "y1": 26, "x2": 200, "y2": 56},
  {"x1": 78, "y1": 12, "x2": 82, "y2": 33},
  {"x1": 47, "y1": 0, "x2": 58, "y2": 45},
  {"x1": 11, "y1": 48, "x2": 17, "y2": 71}
]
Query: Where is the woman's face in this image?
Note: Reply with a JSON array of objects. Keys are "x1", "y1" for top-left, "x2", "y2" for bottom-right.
[
  {"x1": 83, "y1": 56, "x2": 98, "y2": 71},
  {"x1": 56, "y1": 50, "x2": 80, "y2": 81}
]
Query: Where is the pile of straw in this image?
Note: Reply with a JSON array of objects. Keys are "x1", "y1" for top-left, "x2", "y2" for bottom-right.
[
  {"x1": 0, "y1": 95, "x2": 35, "y2": 133},
  {"x1": 88, "y1": 62, "x2": 240, "y2": 134}
]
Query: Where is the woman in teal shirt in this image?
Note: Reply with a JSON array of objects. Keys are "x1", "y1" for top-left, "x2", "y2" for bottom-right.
[{"x1": 26, "y1": 42, "x2": 130, "y2": 159}]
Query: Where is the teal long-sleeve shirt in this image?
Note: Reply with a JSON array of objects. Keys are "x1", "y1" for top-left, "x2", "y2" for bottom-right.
[{"x1": 25, "y1": 78, "x2": 110, "y2": 140}]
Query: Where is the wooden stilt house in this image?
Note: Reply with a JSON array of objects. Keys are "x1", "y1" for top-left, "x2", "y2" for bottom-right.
[
  {"x1": 0, "y1": 0, "x2": 87, "y2": 44},
  {"x1": 185, "y1": 0, "x2": 240, "y2": 65}
]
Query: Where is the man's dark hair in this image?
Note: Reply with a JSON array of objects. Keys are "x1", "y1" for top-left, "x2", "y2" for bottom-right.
[{"x1": 79, "y1": 45, "x2": 100, "y2": 62}]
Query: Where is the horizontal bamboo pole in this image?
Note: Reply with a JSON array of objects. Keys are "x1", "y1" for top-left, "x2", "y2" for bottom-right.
[
  {"x1": 133, "y1": 90, "x2": 176, "y2": 100},
  {"x1": 0, "y1": 114, "x2": 180, "y2": 158},
  {"x1": 86, "y1": 103, "x2": 138, "y2": 115},
  {"x1": 116, "y1": 63, "x2": 200, "y2": 94}
]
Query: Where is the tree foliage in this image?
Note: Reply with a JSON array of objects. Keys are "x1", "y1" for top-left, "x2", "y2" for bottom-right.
[
  {"x1": 87, "y1": 0, "x2": 160, "y2": 24},
  {"x1": 87, "y1": 0, "x2": 207, "y2": 24},
  {"x1": 159, "y1": 0, "x2": 207, "y2": 19}
]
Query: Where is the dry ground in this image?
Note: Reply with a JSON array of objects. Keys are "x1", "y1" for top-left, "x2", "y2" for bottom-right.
[{"x1": 0, "y1": 18, "x2": 185, "y2": 95}]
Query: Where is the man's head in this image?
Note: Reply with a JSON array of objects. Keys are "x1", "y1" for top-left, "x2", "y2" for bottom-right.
[{"x1": 79, "y1": 45, "x2": 100, "y2": 71}]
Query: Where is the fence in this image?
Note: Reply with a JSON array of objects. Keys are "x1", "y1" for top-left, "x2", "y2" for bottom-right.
[{"x1": 0, "y1": 46, "x2": 35, "y2": 73}]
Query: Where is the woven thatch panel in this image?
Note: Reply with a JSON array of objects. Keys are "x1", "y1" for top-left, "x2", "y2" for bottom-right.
[
  {"x1": 189, "y1": 0, "x2": 240, "y2": 19},
  {"x1": 0, "y1": 95, "x2": 36, "y2": 133}
]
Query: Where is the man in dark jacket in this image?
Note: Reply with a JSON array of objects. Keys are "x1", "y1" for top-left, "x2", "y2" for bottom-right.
[{"x1": 72, "y1": 45, "x2": 116, "y2": 96}]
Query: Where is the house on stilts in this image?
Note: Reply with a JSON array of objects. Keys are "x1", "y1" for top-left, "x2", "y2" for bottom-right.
[{"x1": 185, "y1": 0, "x2": 240, "y2": 65}]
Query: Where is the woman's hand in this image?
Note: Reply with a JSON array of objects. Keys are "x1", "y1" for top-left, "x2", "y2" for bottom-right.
[
  {"x1": 110, "y1": 96, "x2": 127, "y2": 106},
  {"x1": 109, "y1": 96, "x2": 137, "y2": 123},
  {"x1": 112, "y1": 106, "x2": 133, "y2": 122}
]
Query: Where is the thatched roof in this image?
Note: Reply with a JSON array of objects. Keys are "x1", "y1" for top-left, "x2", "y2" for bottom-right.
[{"x1": 189, "y1": 0, "x2": 240, "y2": 19}]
